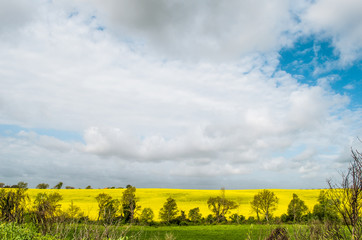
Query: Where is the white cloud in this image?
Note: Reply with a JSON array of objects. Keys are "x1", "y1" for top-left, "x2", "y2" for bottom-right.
[
  {"x1": 343, "y1": 84, "x2": 355, "y2": 90},
  {"x1": 302, "y1": 0, "x2": 362, "y2": 65},
  {"x1": 0, "y1": 1, "x2": 360, "y2": 188}
]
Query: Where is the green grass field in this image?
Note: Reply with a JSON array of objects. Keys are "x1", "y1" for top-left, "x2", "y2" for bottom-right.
[
  {"x1": 124, "y1": 225, "x2": 278, "y2": 240},
  {"x1": 58, "y1": 224, "x2": 323, "y2": 240},
  {"x1": 27, "y1": 188, "x2": 322, "y2": 221}
]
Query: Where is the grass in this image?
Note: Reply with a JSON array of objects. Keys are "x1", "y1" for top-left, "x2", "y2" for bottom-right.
[
  {"x1": 52, "y1": 224, "x2": 332, "y2": 240},
  {"x1": 125, "y1": 225, "x2": 275, "y2": 240},
  {"x1": 27, "y1": 188, "x2": 322, "y2": 221}
]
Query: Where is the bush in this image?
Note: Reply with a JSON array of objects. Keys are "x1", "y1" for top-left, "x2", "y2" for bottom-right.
[
  {"x1": 0, "y1": 222, "x2": 56, "y2": 240},
  {"x1": 0, "y1": 188, "x2": 29, "y2": 223}
]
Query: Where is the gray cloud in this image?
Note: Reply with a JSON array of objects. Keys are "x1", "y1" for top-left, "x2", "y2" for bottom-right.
[
  {"x1": 0, "y1": 0, "x2": 38, "y2": 34},
  {"x1": 92, "y1": 0, "x2": 297, "y2": 61}
]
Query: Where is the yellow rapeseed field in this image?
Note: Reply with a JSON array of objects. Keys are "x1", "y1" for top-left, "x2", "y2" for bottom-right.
[{"x1": 27, "y1": 188, "x2": 322, "y2": 221}]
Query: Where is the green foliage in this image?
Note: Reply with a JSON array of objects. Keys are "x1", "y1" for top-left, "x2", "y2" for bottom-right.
[
  {"x1": 95, "y1": 193, "x2": 120, "y2": 224},
  {"x1": 229, "y1": 213, "x2": 245, "y2": 224},
  {"x1": 36, "y1": 184, "x2": 49, "y2": 190},
  {"x1": 313, "y1": 190, "x2": 339, "y2": 222},
  {"x1": 53, "y1": 182, "x2": 63, "y2": 189},
  {"x1": 250, "y1": 189, "x2": 278, "y2": 223},
  {"x1": 0, "y1": 188, "x2": 29, "y2": 223},
  {"x1": 140, "y1": 207, "x2": 154, "y2": 224},
  {"x1": 33, "y1": 192, "x2": 63, "y2": 234},
  {"x1": 159, "y1": 197, "x2": 179, "y2": 223},
  {"x1": 207, "y1": 188, "x2": 238, "y2": 223},
  {"x1": 121, "y1": 185, "x2": 139, "y2": 223},
  {"x1": 188, "y1": 207, "x2": 202, "y2": 223},
  {"x1": 64, "y1": 200, "x2": 84, "y2": 219},
  {"x1": 17, "y1": 182, "x2": 28, "y2": 190},
  {"x1": 287, "y1": 193, "x2": 308, "y2": 222},
  {"x1": 85, "y1": 185, "x2": 92, "y2": 189},
  {"x1": 0, "y1": 183, "x2": 5, "y2": 188},
  {"x1": 0, "y1": 222, "x2": 56, "y2": 240}
]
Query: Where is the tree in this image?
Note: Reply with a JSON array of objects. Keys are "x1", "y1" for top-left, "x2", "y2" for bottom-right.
[
  {"x1": 121, "y1": 185, "x2": 139, "y2": 223},
  {"x1": 140, "y1": 208, "x2": 154, "y2": 224},
  {"x1": 17, "y1": 181, "x2": 28, "y2": 189},
  {"x1": 0, "y1": 188, "x2": 29, "y2": 223},
  {"x1": 53, "y1": 182, "x2": 63, "y2": 189},
  {"x1": 64, "y1": 200, "x2": 84, "y2": 219},
  {"x1": 0, "y1": 183, "x2": 4, "y2": 188},
  {"x1": 159, "y1": 197, "x2": 179, "y2": 223},
  {"x1": 250, "y1": 189, "x2": 278, "y2": 223},
  {"x1": 85, "y1": 185, "x2": 92, "y2": 189},
  {"x1": 229, "y1": 213, "x2": 245, "y2": 224},
  {"x1": 36, "y1": 183, "x2": 49, "y2": 189},
  {"x1": 95, "y1": 193, "x2": 120, "y2": 224},
  {"x1": 312, "y1": 190, "x2": 339, "y2": 222},
  {"x1": 327, "y1": 146, "x2": 362, "y2": 239},
  {"x1": 65, "y1": 186, "x2": 75, "y2": 189},
  {"x1": 188, "y1": 207, "x2": 202, "y2": 223},
  {"x1": 287, "y1": 193, "x2": 308, "y2": 222},
  {"x1": 207, "y1": 188, "x2": 238, "y2": 223},
  {"x1": 33, "y1": 192, "x2": 63, "y2": 234}
]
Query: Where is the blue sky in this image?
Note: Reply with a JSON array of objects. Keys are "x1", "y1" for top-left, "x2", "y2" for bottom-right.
[
  {"x1": 0, "y1": 0, "x2": 361, "y2": 189},
  {"x1": 279, "y1": 38, "x2": 362, "y2": 109}
]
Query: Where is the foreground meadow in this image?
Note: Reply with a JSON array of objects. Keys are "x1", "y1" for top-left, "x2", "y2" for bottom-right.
[{"x1": 27, "y1": 188, "x2": 321, "y2": 220}]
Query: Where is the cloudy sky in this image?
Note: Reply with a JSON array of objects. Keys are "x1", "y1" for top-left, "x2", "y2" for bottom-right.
[{"x1": 0, "y1": 0, "x2": 361, "y2": 189}]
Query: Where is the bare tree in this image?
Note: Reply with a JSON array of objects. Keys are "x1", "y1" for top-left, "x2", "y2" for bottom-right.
[{"x1": 328, "y1": 146, "x2": 362, "y2": 240}]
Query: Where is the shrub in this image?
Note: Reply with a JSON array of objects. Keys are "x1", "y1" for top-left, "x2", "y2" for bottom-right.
[
  {"x1": 0, "y1": 188, "x2": 29, "y2": 223},
  {"x1": 0, "y1": 222, "x2": 56, "y2": 240}
]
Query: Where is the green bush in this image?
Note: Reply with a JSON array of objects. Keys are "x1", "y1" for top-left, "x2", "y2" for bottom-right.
[{"x1": 0, "y1": 222, "x2": 56, "y2": 240}]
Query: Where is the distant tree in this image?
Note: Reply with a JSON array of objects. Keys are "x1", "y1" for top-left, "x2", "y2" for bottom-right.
[
  {"x1": 287, "y1": 193, "x2": 308, "y2": 222},
  {"x1": 207, "y1": 188, "x2": 238, "y2": 223},
  {"x1": 33, "y1": 192, "x2": 63, "y2": 234},
  {"x1": 126, "y1": 184, "x2": 132, "y2": 189},
  {"x1": 205, "y1": 214, "x2": 215, "y2": 224},
  {"x1": 85, "y1": 185, "x2": 92, "y2": 189},
  {"x1": 121, "y1": 186, "x2": 139, "y2": 223},
  {"x1": 0, "y1": 183, "x2": 4, "y2": 188},
  {"x1": 17, "y1": 181, "x2": 28, "y2": 189},
  {"x1": 229, "y1": 213, "x2": 245, "y2": 224},
  {"x1": 250, "y1": 189, "x2": 278, "y2": 223},
  {"x1": 312, "y1": 190, "x2": 339, "y2": 222},
  {"x1": 65, "y1": 186, "x2": 75, "y2": 189},
  {"x1": 140, "y1": 208, "x2": 154, "y2": 224},
  {"x1": 36, "y1": 183, "x2": 49, "y2": 189},
  {"x1": 175, "y1": 210, "x2": 188, "y2": 224},
  {"x1": 64, "y1": 200, "x2": 84, "y2": 219},
  {"x1": 0, "y1": 188, "x2": 29, "y2": 223},
  {"x1": 95, "y1": 193, "x2": 120, "y2": 224},
  {"x1": 188, "y1": 207, "x2": 202, "y2": 223},
  {"x1": 250, "y1": 196, "x2": 262, "y2": 222},
  {"x1": 53, "y1": 182, "x2": 63, "y2": 189},
  {"x1": 159, "y1": 197, "x2": 179, "y2": 223},
  {"x1": 10, "y1": 185, "x2": 19, "y2": 188}
]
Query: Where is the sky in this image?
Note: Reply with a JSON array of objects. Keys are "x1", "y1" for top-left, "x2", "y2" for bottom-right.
[{"x1": 0, "y1": 0, "x2": 361, "y2": 189}]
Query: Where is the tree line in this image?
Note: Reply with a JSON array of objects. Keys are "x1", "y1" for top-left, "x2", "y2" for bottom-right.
[{"x1": 0, "y1": 146, "x2": 361, "y2": 239}]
